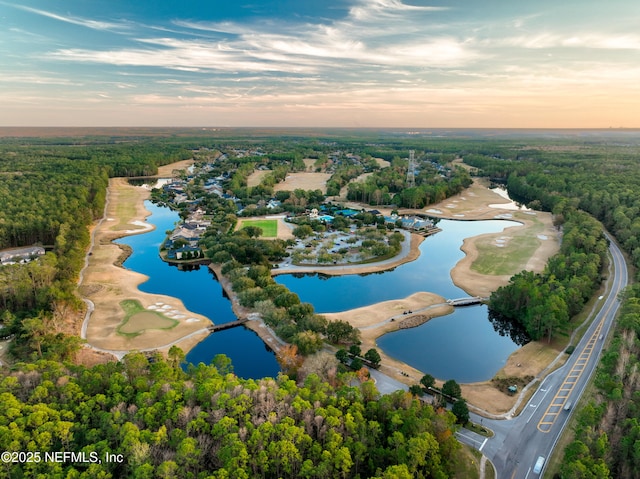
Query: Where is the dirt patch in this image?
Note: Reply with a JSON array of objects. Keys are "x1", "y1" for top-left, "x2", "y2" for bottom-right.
[
  {"x1": 338, "y1": 172, "x2": 373, "y2": 198},
  {"x1": 373, "y1": 157, "x2": 391, "y2": 168},
  {"x1": 461, "y1": 341, "x2": 567, "y2": 415},
  {"x1": 247, "y1": 170, "x2": 270, "y2": 187},
  {"x1": 157, "y1": 159, "x2": 194, "y2": 177},
  {"x1": 76, "y1": 348, "x2": 117, "y2": 367},
  {"x1": 303, "y1": 158, "x2": 317, "y2": 171},
  {"x1": 274, "y1": 172, "x2": 332, "y2": 193}
]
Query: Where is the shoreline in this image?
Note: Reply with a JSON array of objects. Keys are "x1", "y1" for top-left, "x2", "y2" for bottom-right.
[
  {"x1": 272, "y1": 230, "x2": 425, "y2": 276},
  {"x1": 208, "y1": 264, "x2": 287, "y2": 355},
  {"x1": 81, "y1": 164, "x2": 562, "y2": 414},
  {"x1": 80, "y1": 161, "x2": 212, "y2": 359}
]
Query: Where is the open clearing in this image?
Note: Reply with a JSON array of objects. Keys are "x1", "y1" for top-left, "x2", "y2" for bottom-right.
[
  {"x1": 247, "y1": 170, "x2": 270, "y2": 187},
  {"x1": 238, "y1": 219, "x2": 278, "y2": 238},
  {"x1": 471, "y1": 214, "x2": 546, "y2": 275},
  {"x1": 273, "y1": 172, "x2": 332, "y2": 193}
]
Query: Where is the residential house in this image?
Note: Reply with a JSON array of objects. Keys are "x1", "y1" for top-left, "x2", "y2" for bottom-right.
[{"x1": 0, "y1": 246, "x2": 45, "y2": 265}]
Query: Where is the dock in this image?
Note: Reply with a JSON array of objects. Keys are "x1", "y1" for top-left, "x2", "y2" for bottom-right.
[
  {"x1": 416, "y1": 225, "x2": 443, "y2": 237},
  {"x1": 207, "y1": 318, "x2": 248, "y2": 333}
]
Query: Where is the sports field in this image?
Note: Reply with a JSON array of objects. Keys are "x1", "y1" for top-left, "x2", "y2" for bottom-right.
[{"x1": 240, "y1": 219, "x2": 278, "y2": 237}]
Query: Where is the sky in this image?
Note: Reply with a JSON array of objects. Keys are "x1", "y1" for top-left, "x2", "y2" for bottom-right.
[{"x1": 1, "y1": 0, "x2": 639, "y2": 128}]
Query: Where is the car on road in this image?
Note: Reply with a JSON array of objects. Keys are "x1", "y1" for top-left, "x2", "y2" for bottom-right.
[{"x1": 533, "y1": 456, "x2": 545, "y2": 474}]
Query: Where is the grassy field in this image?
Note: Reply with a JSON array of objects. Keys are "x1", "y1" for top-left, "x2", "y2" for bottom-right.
[
  {"x1": 117, "y1": 299, "x2": 178, "y2": 337},
  {"x1": 471, "y1": 216, "x2": 545, "y2": 275},
  {"x1": 239, "y1": 219, "x2": 278, "y2": 237}
]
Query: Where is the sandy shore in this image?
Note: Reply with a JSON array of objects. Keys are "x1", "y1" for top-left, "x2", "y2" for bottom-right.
[
  {"x1": 80, "y1": 160, "x2": 211, "y2": 356},
  {"x1": 80, "y1": 161, "x2": 562, "y2": 414},
  {"x1": 323, "y1": 293, "x2": 454, "y2": 385},
  {"x1": 292, "y1": 179, "x2": 562, "y2": 414}
]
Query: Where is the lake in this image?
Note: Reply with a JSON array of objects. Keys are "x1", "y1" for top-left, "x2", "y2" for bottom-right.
[
  {"x1": 119, "y1": 195, "x2": 524, "y2": 383},
  {"x1": 116, "y1": 201, "x2": 281, "y2": 379},
  {"x1": 276, "y1": 218, "x2": 523, "y2": 382}
]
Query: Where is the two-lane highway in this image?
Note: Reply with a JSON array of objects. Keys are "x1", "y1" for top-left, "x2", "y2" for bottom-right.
[{"x1": 459, "y1": 235, "x2": 628, "y2": 478}]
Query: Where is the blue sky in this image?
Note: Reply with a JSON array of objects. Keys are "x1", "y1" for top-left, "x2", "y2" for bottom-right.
[{"x1": 1, "y1": 0, "x2": 639, "y2": 127}]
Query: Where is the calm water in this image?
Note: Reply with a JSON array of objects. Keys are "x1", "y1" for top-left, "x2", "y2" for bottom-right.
[
  {"x1": 377, "y1": 305, "x2": 520, "y2": 383},
  {"x1": 277, "y1": 218, "x2": 523, "y2": 382},
  {"x1": 119, "y1": 198, "x2": 524, "y2": 383},
  {"x1": 116, "y1": 201, "x2": 281, "y2": 379}
]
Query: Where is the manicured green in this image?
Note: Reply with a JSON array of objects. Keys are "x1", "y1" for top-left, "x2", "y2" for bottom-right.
[
  {"x1": 117, "y1": 299, "x2": 178, "y2": 337},
  {"x1": 240, "y1": 218, "x2": 278, "y2": 237},
  {"x1": 471, "y1": 215, "x2": 544, "y2": 276}
]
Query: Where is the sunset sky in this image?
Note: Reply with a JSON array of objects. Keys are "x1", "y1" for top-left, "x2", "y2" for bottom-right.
[{"x1": 1, "y1": 0, "x2": 639, "y2": 128}]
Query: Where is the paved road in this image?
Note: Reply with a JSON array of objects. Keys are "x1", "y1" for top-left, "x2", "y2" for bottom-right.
[{"x1": 457, "y1": 235, "x2": 628, "y2": 478}]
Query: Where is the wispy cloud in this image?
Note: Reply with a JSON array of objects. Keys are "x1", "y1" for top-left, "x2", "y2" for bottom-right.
[
  {"x1": 2, "y1": 0, "x2": 639, "y2": 127},
  {"x1": 48, "y1": 0, "x2": 475, "y2": 77},
  {"x1": 4, "y1": 2, "x2": 128, "y2": 31}
]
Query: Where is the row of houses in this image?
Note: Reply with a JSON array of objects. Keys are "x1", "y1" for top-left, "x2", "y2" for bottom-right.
[{"x1": 0, "y1": 246, "x2": 45, "y2": 265}]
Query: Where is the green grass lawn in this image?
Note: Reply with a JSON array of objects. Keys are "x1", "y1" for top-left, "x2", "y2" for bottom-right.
[
  {"x1": 471, "y1": 215, "x2": 545, "y2": 276},
  {"x1": 118, "y1": 299, "x2": 178, "y2": 337},
  {"x1": 240, "y1": 219, "x2": 278, "y2": 238}
]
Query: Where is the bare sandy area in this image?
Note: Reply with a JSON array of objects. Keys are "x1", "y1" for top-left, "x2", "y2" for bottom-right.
[
  {"x1": 158, "y1": 159, "x2": 196, "y2": 177},
  {"x1": 81, "y1": 163, "x2": 212, "y2": 355},
  {"x1": 303, "y1": 158, "x2": 317, "y2": 171},
  {"x1": 274, "y1": 172, "x2": 332, "y2": 193},
  {"x1": 338, "y1": 172, "x2": 373, "y2": 198},
  {"x1": 373, "y1": 157, "x2": 391, "y2": 168},
  {"x1": 247, "y1": 170, "x2": 270, "y2": 187},
  {"x1": 323, "y1": 293, "x2": 455, "y2": 385}
]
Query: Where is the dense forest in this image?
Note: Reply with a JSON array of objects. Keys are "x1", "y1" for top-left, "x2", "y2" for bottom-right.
[
  {"x1": 459, "y1": 135, "x2": 640, "y2": 477},
  {"x1": 0, "y1": 139, "x2": 193, "y2": 364},
  {"x1": 2, "y1": 131, "x2": 640, "y2": 477},
  {"x1": 0, "y1": 352, "x2": 464, "y2": 478}
]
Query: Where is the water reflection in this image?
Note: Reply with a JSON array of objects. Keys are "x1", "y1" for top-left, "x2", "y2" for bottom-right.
[{"x1": 488, "y1": 309, "x2": 531, "y2": 346}]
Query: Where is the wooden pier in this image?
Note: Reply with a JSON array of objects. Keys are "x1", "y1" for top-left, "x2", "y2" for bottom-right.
[
  {"x1": 416, "y1": 226, "x2": 442, "y2": 237},
  {"x1": 207, "y1": 318, "x2": 248, "y2": 333}
]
